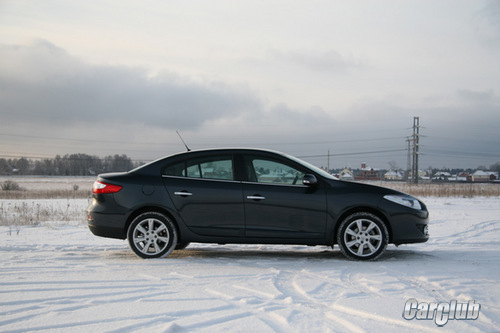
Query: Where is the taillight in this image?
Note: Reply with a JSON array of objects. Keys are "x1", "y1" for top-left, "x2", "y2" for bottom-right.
[{"x1": 92, "y1": 181, "x2": 122, "y2": 194}]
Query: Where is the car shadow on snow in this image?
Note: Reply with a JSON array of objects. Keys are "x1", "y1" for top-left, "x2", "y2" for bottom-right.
[
  {"x1": 89, "y1": 244, "x2": 433, "y2": 262},
  {"x1": 167, "y1": 245, "x2": 433, "y2": 262},
  {"x1": 381, "y1": 248, "x2": 436, "y2": 261},
  {"x1": 170, "y1": 247, "x2": 340, "y2": 260}
]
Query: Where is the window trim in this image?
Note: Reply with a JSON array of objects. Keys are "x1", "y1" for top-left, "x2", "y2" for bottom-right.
[
  {"x1": 162, "y1": 154, "x2": 236, "y2": 181},
  {"x1": 240, "y1": 180, "x2": 309, "y2": 188},
  {"x1": 162, "y1": 174, "x2": 242, "y2": 184}
]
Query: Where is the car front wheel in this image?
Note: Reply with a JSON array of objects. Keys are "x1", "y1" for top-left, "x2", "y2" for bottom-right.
[
  {"x1": 127, "y1": 212, "x2": 178, "y2": 259},
  {"x1": 337, "y1": 212, "x2": 388, "y2": 260}
]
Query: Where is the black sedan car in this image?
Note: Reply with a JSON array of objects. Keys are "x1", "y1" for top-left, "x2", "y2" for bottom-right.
[{"x1": 88, "y1": 148, "x2": 429, "y2": 260}]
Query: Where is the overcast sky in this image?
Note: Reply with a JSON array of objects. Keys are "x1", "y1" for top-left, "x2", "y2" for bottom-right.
[{"x1": 1, "y1": 0, "x2": 499, "y2": 170}]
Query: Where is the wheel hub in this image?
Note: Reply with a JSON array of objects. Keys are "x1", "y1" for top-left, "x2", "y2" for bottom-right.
[
  {"x1": 344, "y1": 219, "x2": 383, "y2": 257},
  {"x1": 132, "y1": 218, "x2": 170, "y2": 255}
]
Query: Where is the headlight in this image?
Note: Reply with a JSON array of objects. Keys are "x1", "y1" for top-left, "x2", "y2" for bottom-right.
[{"x1": 384, "y1": 194, "x2": 422, "y2": 210}]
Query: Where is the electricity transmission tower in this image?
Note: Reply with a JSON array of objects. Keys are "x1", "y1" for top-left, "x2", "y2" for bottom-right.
[{"x1": 407, "y1": 116, "x2": 420, "y2": 184}]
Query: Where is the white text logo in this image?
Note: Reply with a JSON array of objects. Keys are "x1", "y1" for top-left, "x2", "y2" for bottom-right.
[{"x1": 403, "y1": 299, "x2": 480, "y2": 326}]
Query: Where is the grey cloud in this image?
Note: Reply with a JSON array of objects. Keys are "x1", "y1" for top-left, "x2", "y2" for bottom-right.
[
  {"x1": 0, "y1": 40, "x2": 262, "y2": 130},
  {"x1": 474, "y1": 0, "x2": 500, "y2": 43},
  {"x1": 457, "y1": 89, "x2": 496, "y2": 104},
  {"x1": 1, "y1": 40, "x2": 498, "y2": 169},
  {"x1": 346, "y1": 95, "x2": 500, "y2": 168},
  {"x1": 271, "y1": 49, "x2": 365, "y2": 72}
]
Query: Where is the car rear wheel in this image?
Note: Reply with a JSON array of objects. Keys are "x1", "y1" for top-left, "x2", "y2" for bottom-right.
[
  {"x1": 127, "y1": 212, "x2": 177, "y2": 259},
  {"x1": 337, "y1": 212, "x2": 388, "y2": 261}
]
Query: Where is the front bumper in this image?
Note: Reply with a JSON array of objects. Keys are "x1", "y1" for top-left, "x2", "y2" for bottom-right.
[{"x1": 379, "y1": 200, "x2": 430, "y2": 245}]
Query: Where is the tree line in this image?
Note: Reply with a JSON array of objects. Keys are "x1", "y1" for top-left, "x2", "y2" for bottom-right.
[{"x1": 0, "y1": 154, "x2": 143, "y2": 176}]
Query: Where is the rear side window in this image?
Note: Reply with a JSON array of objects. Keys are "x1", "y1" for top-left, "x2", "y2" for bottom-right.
[{"x1": 163, "y1": 156, "x2": 234, "y2": 181}]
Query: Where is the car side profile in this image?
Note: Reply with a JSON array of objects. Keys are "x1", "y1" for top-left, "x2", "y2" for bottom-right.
[{"x1": 87, "y1": 148, "x2": 429, "y2": 260}]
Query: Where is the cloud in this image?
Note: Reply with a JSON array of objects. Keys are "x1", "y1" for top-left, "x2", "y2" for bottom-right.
[
  {"x1": 0, "y1": 40, "x2": 262, "y2": 130},
  {"x1": 474, "y1": 0, "x2": 500, "y2": 44},
  {"x1": 1, "y1": 40, "x2": 499, "y2": 169},
  {"x1": 270, "y1": 49, "x2": 365, "y2": 72},
  {"x1": 457, "y1": 89, "x2": 496, "y2": 104}
]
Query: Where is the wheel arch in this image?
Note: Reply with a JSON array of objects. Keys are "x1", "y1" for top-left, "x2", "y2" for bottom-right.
[
  {"x1": 333, "y1": 207, "x2": 393, "y2": 244},
  {"x1": 125, "y1": 206, "x2": 182, "y2": 241}
]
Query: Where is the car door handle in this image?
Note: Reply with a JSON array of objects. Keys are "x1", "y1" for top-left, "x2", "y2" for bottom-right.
[
  {"x1": 174, "y1": 191, "x2": 193, "y2": 197},
  {"x1": 247, "y1": 195, "x2": 266, "y2": 200}
]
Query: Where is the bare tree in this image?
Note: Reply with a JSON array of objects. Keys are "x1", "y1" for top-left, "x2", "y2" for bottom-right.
[{"x1": 388, "y1": 160, "x2": 398, "y2": 170}]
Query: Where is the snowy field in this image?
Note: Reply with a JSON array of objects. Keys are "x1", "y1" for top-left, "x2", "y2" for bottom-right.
[
  {"x1": 0, "y1": 197, "x2": 499, "y2": 332},
  {"x1": 0, "y1": 176, "x2": 95, "y2": 192}
]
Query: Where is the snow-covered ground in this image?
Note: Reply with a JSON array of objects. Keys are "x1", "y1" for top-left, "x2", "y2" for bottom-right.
[
  {"x1": 0, "y1": 197, "x2": 499, "y2": 332},
  {"x1": 0, "y1": 176, "x2": 95, "y2": 190}
]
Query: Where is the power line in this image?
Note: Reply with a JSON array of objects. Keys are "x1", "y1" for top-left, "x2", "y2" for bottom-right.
[
  {"x1": 0, "y1": 131, "x2": 408, "y2": 147},
  {"x1": 0, "y1": 146, "x2": 409, "y2": 164},
  {"x1": 297, "y1": 148, "x2": 407, "y2": 159},
  {"x1": 0, "y1": 133, "x2": 175, "y2": 146},
  {"x1": 423, "y1": 149, "x2": 499, "y2": 158}
]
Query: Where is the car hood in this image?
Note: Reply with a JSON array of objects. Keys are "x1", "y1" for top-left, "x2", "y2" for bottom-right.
[{"x1": 331, "y1": 179, "x2": 409, "y2": 197}]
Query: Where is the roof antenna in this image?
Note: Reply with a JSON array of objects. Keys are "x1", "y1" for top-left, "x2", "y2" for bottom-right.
[{"x1": 176, "y1": 131, "x2": 191, "y2": 151}]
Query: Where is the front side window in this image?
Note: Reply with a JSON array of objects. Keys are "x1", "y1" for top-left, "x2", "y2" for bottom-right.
[
  {"x1": 163, "y1": 156, "x2": 234, "y2": 181},
  {"x1": 247, "y1": 158, "x2": 305, "y2": 185}
]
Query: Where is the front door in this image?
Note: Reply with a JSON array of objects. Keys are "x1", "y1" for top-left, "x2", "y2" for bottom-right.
[{"x1": 242, "y1": 156, "x2": 327, "y2": 239}]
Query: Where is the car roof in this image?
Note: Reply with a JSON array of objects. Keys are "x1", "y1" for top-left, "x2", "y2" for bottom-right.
[
  {"x1": 131, "y1": 148, "x2": 289, "y2": 173},
  {"x1": 180, "y1": 147, "x2": 282, "y2": 153},
  {"x1": 167, "y1": 147, "x2": 292, "y2": 159}
]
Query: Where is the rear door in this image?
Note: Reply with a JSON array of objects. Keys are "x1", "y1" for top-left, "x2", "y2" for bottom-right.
[
  {"x1": 162, "y1": 154, "x2": 244, "y2": 237},
  {"x1": 242, "y1": 155, "x2": 327, "y2": 239}
]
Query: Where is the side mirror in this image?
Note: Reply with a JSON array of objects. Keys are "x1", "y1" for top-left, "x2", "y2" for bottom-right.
[{"x1": 302, "y1": 174, "x2": 318, "y2": 186}]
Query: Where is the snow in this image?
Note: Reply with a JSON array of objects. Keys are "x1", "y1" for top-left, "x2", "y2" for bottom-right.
[
  {"x1": 0, "y1": 176, "x2": 94, "y2": 191},
  {"x1": 1, "y1": 197, "x2": 499, "y2": 332}
]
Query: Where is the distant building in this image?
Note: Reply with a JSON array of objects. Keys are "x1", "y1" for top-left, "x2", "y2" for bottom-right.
[
  {"x1": 446, "y1": 173, "x2": 468, "y2": 182},
  {"x1": 457, "y1": 172, "x2": 470, "y2": 182},
  {"x1": 471, "y1": 170, "x2": 498, "y2": 182},
  {"x1": 419, "y1": 170, "x2": 431, "y2": 182},
  {"x1": 384, "y1": 170, "x2": 403, "y2": 181},
  {"x1": 432, "y1": 171, "x2": 452, "y2": 182},
  {"x1": 355, "y1": 163, "x2": 381, "y2": 180},
  {"x1": 432, "y1": 170, "x2": 497, "y2": 183},
  {"x1": 338, "y1": 168, "x2": 354, "y2": 181}
]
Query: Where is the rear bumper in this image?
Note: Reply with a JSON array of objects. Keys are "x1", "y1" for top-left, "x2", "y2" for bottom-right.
[
  {"x1": 88, "y1": 211, "x2": 127, "y2": 239},
  {"x1": 87, "y1": 194, "x2": 129, "y2": 239}
]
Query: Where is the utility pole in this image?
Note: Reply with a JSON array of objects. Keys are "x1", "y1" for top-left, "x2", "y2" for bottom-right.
[
  {"x1": 406, "y1": 137, "x2": 412, "y2": 181},
  {"x1": 412, "y1": 116, "x2": 420, "y2": 184},
  {"x1": 327, "y1": 150, "x2": 330, "y2": 172}
]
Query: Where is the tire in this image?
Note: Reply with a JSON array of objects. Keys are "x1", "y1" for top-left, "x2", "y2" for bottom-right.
[
  {"x1": 337, "y1": 212, "x2": 388, "y2": 261},
  {"x1": 127, "y1": 212, "x2": 178, "y2": 259}
]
